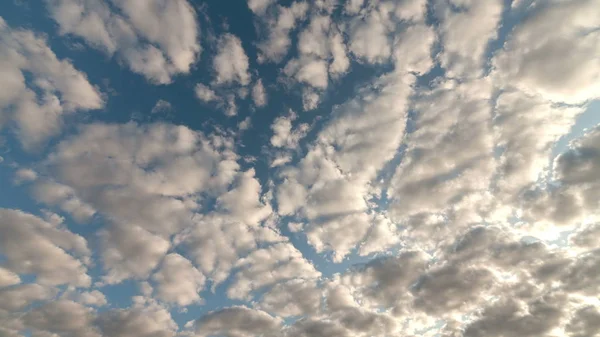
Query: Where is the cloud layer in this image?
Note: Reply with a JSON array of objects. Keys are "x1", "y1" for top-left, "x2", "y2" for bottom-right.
[{"x1": 1, "y1": 0, "x2": 600, "y2": 337}]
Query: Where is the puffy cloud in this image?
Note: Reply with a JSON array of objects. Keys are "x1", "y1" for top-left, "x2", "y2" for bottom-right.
[
  {"x1": 257, "y1": 279, "x2": 322, "y2": 317},
  {"x1": 388, "y1": 79, "x2": 495, "y2": 234},
  {"x1": 285, "y1": 56, "x2": 329, "y2": 89},
  {"x1": 194, "y1": 306, "x2": 282, "y2": 337},
  {"x1": 433, "y1": 0, "x2": 503, "y2": 78},
  {"x1": 213, "y1": 34, "x2": 251, "y2": 86},
  {"x1": 4, "y1": 1, "x2": 600, "y2": 336},
  {"x1": 0, "y1": 283, "x2": 56, "y2": 311},
  {"x1": 44, "y1": 0, "x2": 200, "y2": 84},
  {"x1": 227, "y1": 242, "x2": 320, "y2": 300},
  {"x1": 337, "y1": 251, "x2": 429, "y2": 311},
  {"x1": 37, "y1": 122, "x2": 242, "y2": 283},
  {"x1": 247, "y1": 0, "x2": 276, "y2": 15},
  {"x1": 67, "y1": 290, "x2": 107, "y2": 307},
  {"x1": 570, "y1": 223, "x2": 600, "y2": 250},
  {"x1": 179, "y1": 170, "x2": 278, "y2": 287},
  {"x1": 99, "y1": 224, "x2": 170, "y2": 284},
  {"x1": 392, "y1": 23, "x2": 436, "y2": 74},
  {"x1": 251, "y1": 79, "x2": 268, "y2": 107},
  {"x1": 522, "y1": 125, "x2": 600, "y2": 227},
  {"x1": 328, "y1": 31, "x2": 350, "y2": 76},
  {"x1": 96, "y1": 300, "x2": 177, "y2": 337},
  {"x1": 302, "y1": 88, "x2": 321, "y2": 111},
  {"x1": 13, "y1": 168, "x2": 38, "y2": 184},
  {"x1": 346, "y1": 7, "x2": 393, "y2": 64},
  {"x1": 358, "y1": 214, "x2": 401, "y2": 256},
  {"x1": 23, "y1": 300, "x2": 100, "y2": 337},
  {"x1": 270, "y1": 111, "x2": 309, "y2": 149},
  {"x1": 566, "y1": 306, "x2": 600, "y2": 337},
  {"x1": 492, "y1": 0, "x2": 600, "y2": 103},
  {"x1": 493, "y1": 91, "x2": 582, "y2": 199},
  {"x1": 0, "y1": 209, "x2": 91, "y2": 287},
  {"x1": 283, "y1": 13, "x2": 350, "y2": 95},
  {"x1": 152, "y1": 253, "x2": 205, "y2": 306},
  {"x1": 276, "y1": 72, "x2": 416, "y2": 260},
  {"x1": 0, "y1": 18, "x2": 103, "y2": 149},
  {"x1": 195, "y1": 83, "x2": 220, "y2": 102},
  {"x1": 343, "y1": 0, "x2": 428, "y2": 66},
  {"x1": 256, "y1": 2, "x2": 309, "y2": 62},
  {"x1": 46, "y1": 122, "x2": 238, "y2": 235},
  {"x1": 32, "y1": 180, "x2": 97, "y2": 223},
  {"x1": 461, "y1": 294, "x2": 569, "y2": 337},
  {"x1": 0, "y1": 267, "x2": 20, "y2": 288},
  {"x1": 344, "y1": 0, "x2": 364, "y2": 15},
  {"x1": 151, "y1": 100, "x2": 173, "y2": 114}
]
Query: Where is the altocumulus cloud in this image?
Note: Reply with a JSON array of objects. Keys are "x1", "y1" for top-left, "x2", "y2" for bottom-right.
[{"x1": 0, "y1": 0, "x2": 599, "y2": 337}]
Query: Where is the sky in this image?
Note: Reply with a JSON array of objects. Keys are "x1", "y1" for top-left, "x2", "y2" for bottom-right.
[{"x1": 0, "y1": 0, "x2": 600, "y2": 336}]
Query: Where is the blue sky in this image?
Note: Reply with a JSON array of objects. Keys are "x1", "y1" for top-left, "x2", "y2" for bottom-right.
[{"x1": 1, "y1": 0, "x2": 600, "y2": 337}]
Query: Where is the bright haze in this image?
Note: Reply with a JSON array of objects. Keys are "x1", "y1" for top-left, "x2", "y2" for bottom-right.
[{"x1": 1, "y1": 0, "x2": 600, "y2": 337}]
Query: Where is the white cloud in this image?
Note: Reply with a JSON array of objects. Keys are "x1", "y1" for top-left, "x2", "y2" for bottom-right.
[
  {"x1": 44, "y1": 0, "x2": 200, "y2": 84},
  {"x1": 345, "y1": 0, "x2": 364, "y2": 15},
  {"x1": 298, "y1": 15, "x2": 331, "y2": 58},
  {"x1": 0, "y1": 18, "x2": 103, "y2": 149},
  {"x1": 195, "y1": 83, "x2": 220, "y2": 102},
  {"x1": 256, "y1": 2, "x2": 309, "y2": 62},
  {"x1": 493, "y1": 90, "x2": 582, "y2": 199},
  {"x1": 0, "y1": 283, "x2": 56, "y2": 311},
  {"x1": 238, "y1": 116, "x2": 252, "y2": 131},
  {"x1": 247, "y1": 0, "x2": 276, "y2": 15},
  {"x1": 521, "y1": 125, "x2": 600, "y2": 227},
  {"x1": 0, "y1": 267, "x2": 20, "y2": 288},
  {"x1": 227, "y1": 242, "x2": 320, "y2": 300},
  {"x1": 0, "y1": 209, "x2": 91, "y2": 287},
  {"x1": 32, "y1": 180, "x2": 97, "y2": 223},
  {"x1": 346, "y1": 5, "x2": 393, "y2": 64},
  {"x1": 270, "y1": 111, "x2": 309, "y2": 149},
  {"x1": 213, "y1": 33, "x2": 251, "y2": 86},
  {"x1": 434, "y1": 0, "x2": 503, "y2": 78},
  {"x1": 38, "y1": 122, "x2": 242, "y2": 283},
  {"x1": 251, "y1": 79, "x2": 268, "y2": 107},
  {"x1": 492, "y1": 0, "x2": 600, "y2": 103},
  {"x1": 99, "y1": 224, "x2": 170, "y2": 284},
  {"x1": 67, "y1": 290, "x2": 107, "y2": 307},
  {"x1": 152, "y1": 253, "x2": 205, "y2": 306},
  {"x1": 329, "y1": 31, "x2": 350, "y2": 76},
  {"x1": 4, "y1": 1, "x2": 600, "y2": 336},
  {"x1": 178, "y1": 170, "x2": 279, "y2": 288},
  {"x1": 285, "y1": 56, "x2": 330, "y2": 89},
  {"x1": 388, "y1": 79, "x2": 495, "y2": 229},
  {"x1": 276, "y1": 72, "x2": 416, "y2": 260},
  {"x1": 302, "y1": 88, "x2": 321, "y2": 111},
  {"x1": 151, "y1": 100, "x2": 173, "y2": 114},
  {"x1": 13, "y1": 168, "x2": 38, "y2": 184}
]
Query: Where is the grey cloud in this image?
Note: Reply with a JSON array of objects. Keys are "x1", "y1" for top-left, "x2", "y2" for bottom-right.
[
  {"x1": 257, "y1": 279, "x2": 322, "y2": 317},
  {"x1": 23, "y1": 300, "x2": 99, "y2": 337},
  {"x1": 566, "y1": 306, "x2": 600, "y2": 337},
  {"x1": 194, "y1": 306, "x2": 281, "y2": 337},
  {"x1": 96, "y1": 303, "x2": 177, "y2": 337}
]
